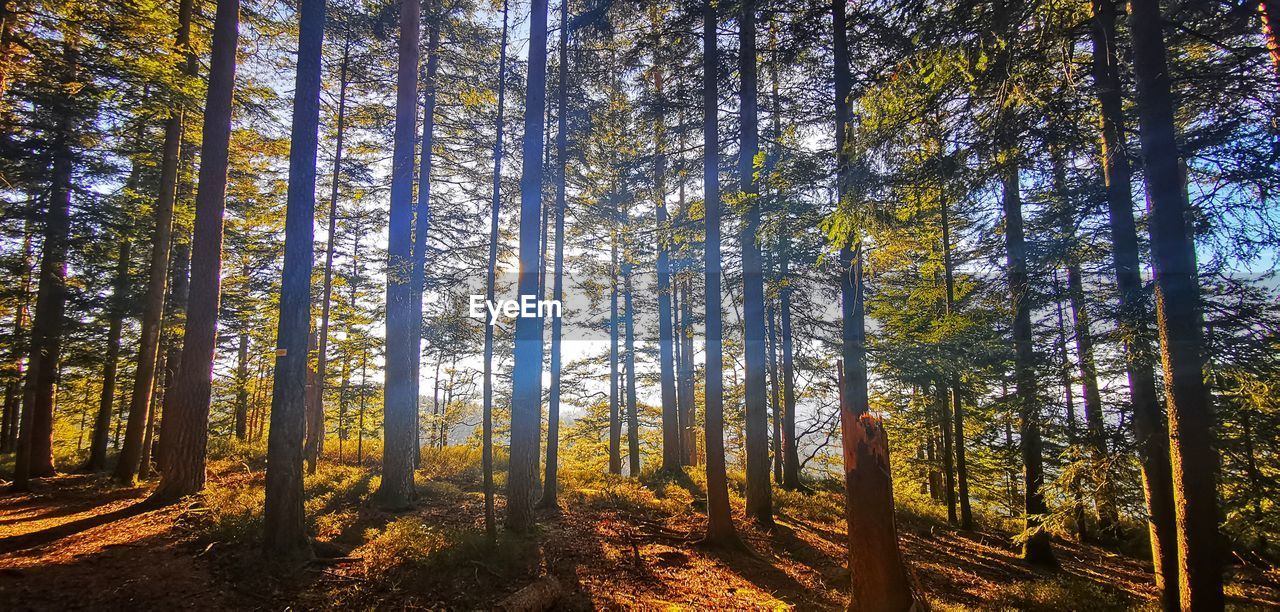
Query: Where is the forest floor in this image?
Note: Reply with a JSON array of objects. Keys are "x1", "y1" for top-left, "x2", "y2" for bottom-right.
[{"x1": 0, "y1": 457, "x2": 1277, "y2": 610}]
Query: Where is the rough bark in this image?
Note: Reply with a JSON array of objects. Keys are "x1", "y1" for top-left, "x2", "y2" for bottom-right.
[
  {"x1": 1127, "y1": 0, "x2": 1223, "y2": 606},
  {"x1": 738, "y1": 0, "x2": 773, "y2": 529},
  {"x1": 149, "y1": 0, "x2": 239, "y2": 504},
  {"x1": 939, "y1": 193, "x2": 971, "y2": 528},
  {"x1": 701, "y1": 0, "x2": 740, "y2": 547},
  {"x1": 262, "y1": 0, "x2": 324, "y2": 562},
  {"x1": 653, "y1": 41, "x2": 680, "y2": 475},
  {"x1": 376, "y1": 0, "x2": 421, "y2": 510},
  {"x1": 1090, "y1": 0, "x2": 1179, "y2": 604},
  {"x1": 115, "y1": 0, "x2": 195, "y2": 485},
  {"x1": 539, "y1": 0, "x2": 569, "y2": 508},
  {"x1": 839, "y1": 390, "x2": 917, "y2": 611},
  {"x1": 14, "y1": 33, "x2": 77, "y2": 488},
  {"x1": 506, "y1": 0, "x2": 548, "y2": 533}
]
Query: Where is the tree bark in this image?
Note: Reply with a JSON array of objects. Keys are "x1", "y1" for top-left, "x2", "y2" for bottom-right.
[
  {"x1": 623, "y1": 239, "x2": 640, "y2": 477},
  {"x1": 14, "y1": 33, "x2": 78, "y2": 488},
  {"x1": 1127, "y1": 0, "x2": 1223, "y2": 606},
  {"x1": 738, "y1": 0, "x2": 773, "y2": 529},
  {"x1": 1090, "y1": 0, "x2": 1179, "y2": 604},
  {"x1": 149, "y1": 0, "x2": 239, "y2": 503},
  {"x1": 701, "y1": 0, "x2": 740, "y2": 547},
  {"x1": 609, "y1": 219, "x2": 621, "y2": 475},
  {"x1": 115, "y1": 0, "x2": 195, "y2": 485},
  {"x1": 233, "y1": 331, "x2": 249, "y2": 440},
  {"x1": 310, "y1": 36, "x2": 350, "y2": 475},
  {"x1": 262, "y1": 0, "x2": 324, "y2": 562},
  {"x1": 538, "y1": 0, "x2": 569, "y2": 509},
  {"x1": 481, "y1": 0, "x2": 509, "y2": 543},
  {"x1": 0, "y1": 224, "x2": 32, "y2": 454},
  {"x1": 839, "y1": 364, "x2": 916, "y2": 611},
  {"x1": 85, "y1": 240, "x2": 130, "y2": 471},
  {"x1": 506, "y1": 0, "x2": 548, "y2": 534},
  {"x1": 938, "y1": 192, "x2": 971, "y2": 528},
  {"x1": 653, "y1": 38, "x2": 680, "y2": 475},
  {"x1": 376, "y1": 0, "x2": 421, "y2": 510}
]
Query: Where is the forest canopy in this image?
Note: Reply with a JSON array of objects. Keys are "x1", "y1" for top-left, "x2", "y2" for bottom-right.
[{"x1": 0, "y1": 0, "x2": 1277, "y2": 608}]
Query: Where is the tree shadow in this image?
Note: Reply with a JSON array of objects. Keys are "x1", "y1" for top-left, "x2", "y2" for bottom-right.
[{"x1": 0, "y1": 501, "x2": 153, "y2": 556}]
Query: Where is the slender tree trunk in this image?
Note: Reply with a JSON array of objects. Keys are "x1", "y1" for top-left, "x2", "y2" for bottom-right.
[
  {"x1": 1000, "y1": 161, "x2": 1055, "y2": 566},
  {"x1": 263, "y1": 0, "x2": 324, "y2": 561},
  {"x1": 1090, "y1": 1, "x2": 1179, "y2": 603},
  {"x1": 1127, "y1": 0, "x2": 1222, "y2": 606},
  {"x1": 766, "y1": 296, "x2": 782, "y2": 484},
  {"x1": 738, "y1": 0, "x2": 773, "y2": 528},
  {"x1": 376, "y1": 0, "x2": 422, "y2": 510},
  {"x1": 85, "y1": 240, "x2": 130, "y2": 471},
  {"x1": 115, "y1": 0, "x2": 195, "y2": 485},
  {"x1": 309, "y1": 38, "x2": 350, "y2": 476},
  {"x1": 14, "y1": 33, "x2": 78, "y2": 489},
  {"x1": 1053, "y1": 272, "x2": 1089, "y2": 541},
  {"x1": 149, "y1": 0, "x2": 240, "y2": 503},
  {"x1": 623, "y1": 241, "x2": 640, "y2": 477},
  {"x1": 538, "y1": 0, "x2": 569, "y2": 509},
  {"x1": 403, "y1": 0, "x2": 441, "y2": 479},
  {"x1": 779, "y1": 226, "x2": 800, "y2": 490},
  {"x1": 230, "y1": 331, "x2": 248, "y2": 439},
  {"x1": 653, "y1": 43, "x2": 680, "y2": 475},
  {"x1": 481, "y1": 0, "x2": 509, "y2": 543},
  {"x1": 938, "y1": 192, "x2": 971, "y2": 528},
  {"x1": 679, "y1": 276, "x2": 697, "y2": 466},
  {"x1": 702, "y1": 0, "x2": 740, "y2": 547},
  {"x1": 1, "y1": 225, "x2": 32, "y2": 454},
  {"x1": 137, "y1": 351, "x2": 163, "y2": 479},
  {"x1": 608, "y1": 220, "x2": 621, "y2": 475},
  {"x1": 506, "y1": 0, "x2": 549, "y2": 534},
  {"x1": 938, "y1": 380, "x2": 957, "y2": 525}
]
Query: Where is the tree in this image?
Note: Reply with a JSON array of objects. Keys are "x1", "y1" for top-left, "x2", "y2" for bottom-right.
[
  {"x1": 1127, "y1": 0, "x2": 1223, "y2": 606},
  {"x1": 263, "y1": 0, "x2": 326, "y2": 562},
  {"x1": 84, "y1": 239, "x2": 130, "y2": 471},
  {"x1": 150, "y1": 0, "x2": 241, "y2": 504},
  {"x1": 481, "y1": 0, "x2": 510, "y2": 542},
  {"x1": 700, "y1": 0, "x2": 739, "y2": 548},
  {"x1": 1088, "y1": 0, "x2": 1178, "y2": 603},
  {"x1": 738, "y1": 0, "x2": 773, "y2": 529},
  {"x1": 539, "y1": 0, "x2": 569, "y2": 509},
  {"x1": 376, "y1": 0, "x2": 421, "y2": 510},
  {"x1": 507, "y1": 0, "x2": 549, "y2": 533},
  {"x1": 114, "y1": 0, "x2": 197, "y2": 485}
]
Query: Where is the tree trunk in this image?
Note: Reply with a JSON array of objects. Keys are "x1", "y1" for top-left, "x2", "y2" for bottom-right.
[
  {"x1": 938, "y1": 192, "x2": 971, "y2": 528},
  {"x1": 1, "y1": 225, "x2": 32, "y2": 454},
  {"x1": 937, "y1": 380, "x2": 957, "y2": 525},
  {"x1": 149, "y1": 0, "x2": 239, "y2": 504},
  {"x1": 738, "y1": 0, "x2": 773, "y2": 529},
  {"x1": 85, "y1": 240, "x2": 130, "y2": 471},
  {"x1": 653, "y1": 43, "x2": 680, "y2": 475},
  {"x1": 233, "y1": 331, "x2": 249, "y2": 440},
  {"x1": 1127, "y1": 0, "x2": 1222, "y2": 606},
  {"x1": 481, "y1": 0, "x2": 509, "y2": 543},
  {"x1": 1260, "y1": 0, "x2": 1280, "y2": 88},
  {"x1": 115, "y1": 0, "x2": 195, "y2": 485},
  {"x1": 376, "y1": 0, "x2": 422, "y2": 510},
  {"x1": 14, "y1": 33, "x2": 78, "y2": 489},
  {"x1": 839, "y1": 364, "x2": 917, "y2": 611},
  {"x1": 402, "y1": 0, "x2": 440, "y2": 479},
  {"x1": 538, "y1": 0, "x2": 568, "y2": 509},
  {"x1": 766, "y1": 296, "x2": 782, "y2": 484},
  {"x1": 309, "y1": 37, "x2": 350, "y2": 476},
  {"x1": 623, "y1": 242, "x2": 640, "y2": 477},
  {"x1": 506, "y1": 0, "x2": 548, "y2": 534},
  {"x1": 678, "y1": 276, "x2": 697, "y2": 466},
  {"x1": 609, "y1": 218, "x2": 622, "y2": 475},
  {"x1": 263, "y1": 0, "x2": 324, "y2": 562},
  {"x1": 1090, "y1": 0, "x2": 1180, "y2": 604},
  {"x1": 702, "y1": 0, "x2": 739, "y2": 547}
]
